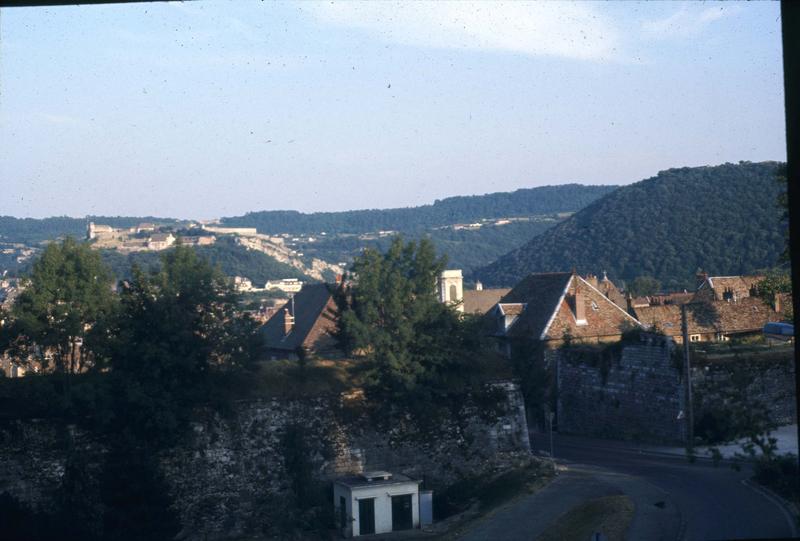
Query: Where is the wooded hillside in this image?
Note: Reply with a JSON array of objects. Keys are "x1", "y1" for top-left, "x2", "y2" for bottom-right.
[{"x1": 475, "y1": 162, "x2": 786, "y2": 290}]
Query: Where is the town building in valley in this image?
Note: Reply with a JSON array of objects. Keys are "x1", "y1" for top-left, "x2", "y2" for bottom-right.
[
  {"x1": 260, "y1": 283, "x2": 340, "y2": 360},
  {"x1": 265, "y1": 278, "x2": 304, "y2": 293},
  {"x1": 147, "y1": 232, "x2": 176, "y2": 251}
]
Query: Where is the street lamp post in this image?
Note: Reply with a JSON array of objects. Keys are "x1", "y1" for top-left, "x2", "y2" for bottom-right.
[{"x1": 547, "y1": 410, "x2": 555, "y2": 472}]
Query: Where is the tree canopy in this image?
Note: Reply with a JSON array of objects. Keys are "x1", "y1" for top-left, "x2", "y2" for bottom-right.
[
  {"x1": 105, "y1": 245, "x2": 259, "y2": 441},
  {"x1": 337, "y1": 237, "x2": 489, "y2": 403},
  {"x1": 476, "y1": 162, "x2": 787, "y2": 290},
  {"x1": 1, "y1": 237, "x2": 116, "y2": 376},
  {"x1": 221, "y1": 184, "x2": 616, "y2": 235}
]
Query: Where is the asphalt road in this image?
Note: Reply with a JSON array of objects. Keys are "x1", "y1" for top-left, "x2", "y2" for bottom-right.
[{"x1": 532, "y1": 433, "x2": 798, "y2": 541}]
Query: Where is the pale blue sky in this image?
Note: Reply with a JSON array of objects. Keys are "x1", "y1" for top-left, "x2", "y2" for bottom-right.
[{"x1": 0, "y1": 1, "x2": 786, "y2": 219}]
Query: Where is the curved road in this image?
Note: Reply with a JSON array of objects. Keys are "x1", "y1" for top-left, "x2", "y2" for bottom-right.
[{"x1": 459, "y1": 433, "x2": 796, "y2": 541}]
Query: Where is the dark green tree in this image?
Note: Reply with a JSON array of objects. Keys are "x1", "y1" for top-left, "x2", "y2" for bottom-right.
[
  {"x1": 776, "y1": 164, "x2": 790, "y2": 262},
  {"x1": 627, "y1": 276, "x2": 661, "y2": 297},
  {"x1": 755, "y1": 269, "x2": 793, "y2": 320},
  {"x1": 106, "y1": 245, "x2": 260, "y2": 442},
  {"x1": 337, "y1": 237, "x2": 484, "y2": 401},
  {"x1": 0, "y1": 237, "x2": 116, "y2": 379}
]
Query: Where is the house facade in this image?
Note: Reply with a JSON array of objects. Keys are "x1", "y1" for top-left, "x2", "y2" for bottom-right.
[
  {"x1": 259, "y1": 283, "x2": 340, "y2": 360},
  {"x1": 147, "y1": 233, "x2": 176, "y2": 251},
  {"x1": 490, "y1": 271, "x2": 642, "y2": 353},
  {"x1": 693, "y1": 273, "x2": 764, "y2": 303},
  {"x1": 333, "y1": 472, "x2": 422, "y2": 538}
]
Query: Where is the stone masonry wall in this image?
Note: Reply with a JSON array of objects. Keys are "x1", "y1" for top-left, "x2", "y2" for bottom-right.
[
  {"x1": 553, "y1": 336, "x2": 796, "y2": 445},
  {"x1": 692, "y1": 350, "x2": 797, "y2": 427},
  {"x1": 0, "y1": 383, "x2": 530, "y2": 540},
  {"x1": 554, "y1": 334, "x2": 686, "y2": 444}
]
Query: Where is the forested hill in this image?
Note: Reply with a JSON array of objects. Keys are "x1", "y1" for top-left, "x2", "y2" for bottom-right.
[
  {"x1": 474, "y1": 162, "x2": 786, "y2": 290},
  {"x1": 0, "y1": 216, "x2": 172, "y2": 244},
  {"x1": 220, "y1": 184, "x2": 618, "y2": 235}
]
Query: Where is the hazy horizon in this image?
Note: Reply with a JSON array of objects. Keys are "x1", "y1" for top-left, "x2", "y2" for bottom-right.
[{"x1": 0, "y1": 1, "x2": 787, "y2": 220}]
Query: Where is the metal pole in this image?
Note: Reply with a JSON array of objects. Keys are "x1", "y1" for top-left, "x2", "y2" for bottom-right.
[
  {"x1": 681, "y1": 304, "x2": 694, "y2": 452},
  {"x1": 548, "y1": 410, "x2": 555, "y2": 472}
]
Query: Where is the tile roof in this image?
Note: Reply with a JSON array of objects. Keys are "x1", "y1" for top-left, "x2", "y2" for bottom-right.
[
  {"x1": 494, "y1": 272, "x2": 641, "y2": 341},
  {"x1": 498, "y1": 303, "x2": 526, "y2": 316},
  {"x1": 463, "y1": 288, "x2": 511, "y2": 315},
  {"x1": 260, "y1": 283, "x2": 336, "y2": 352},
  {"x1": 498, "y1": 272, "x2": 573, "y2": 339},
  {"x1": 633, "y1": 297, "x2": 783, "y2": 336},
  {"x1": 696, "y1": 275, "x2": 764, "y2": 301}
]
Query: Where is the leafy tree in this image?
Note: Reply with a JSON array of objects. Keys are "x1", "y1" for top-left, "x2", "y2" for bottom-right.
[
  {"x1": 105, "y1": 245, "x2": 259, "y2": 442},
  {"x1": 477, "y1": 162, "x2": 787, "y2": 290},
  {"x1": 0, "y1": 237, "x2": 116, "y2": 378},
  {"x1": 627, "y1": 276, "x2": 661, "y2": 297},
  {"x1": 337, "y1": 237, "x2": 482, "y2": 401},
  {"x1": 755, "y1": 269, "x2": 793, "y2": 320},
  {"x1": 776, "y1": 164, "x2": 789, "y2": 261}
]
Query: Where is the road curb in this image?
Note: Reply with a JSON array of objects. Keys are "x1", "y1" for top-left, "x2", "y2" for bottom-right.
[
  {"x1": 742, "y1": 478, "x2": 800, "y2": 537},
  {"x1": 546, "y1": 441, "x2": 752, "y2": 466}
]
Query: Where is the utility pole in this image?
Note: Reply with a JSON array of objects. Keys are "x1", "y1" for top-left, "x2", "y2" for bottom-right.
[
  {"x1": 545, "y1": 408, "x2": 556, "y2": 473},
  {"x1": 681, "y1": 304, "x2": 694, "y2": 452}
]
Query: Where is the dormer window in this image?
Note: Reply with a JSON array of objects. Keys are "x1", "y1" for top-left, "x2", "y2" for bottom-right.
[{"x1": 722, "y1": 287, "x2": 735, "y2": 302}]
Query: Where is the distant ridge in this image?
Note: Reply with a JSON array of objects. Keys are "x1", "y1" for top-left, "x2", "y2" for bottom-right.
[
  {"x1": 473, "y1": 162, "x2": 786, "y2": 290},
  {"x1": 220, "y1": 184, "x2": 618, "y2": 235}
]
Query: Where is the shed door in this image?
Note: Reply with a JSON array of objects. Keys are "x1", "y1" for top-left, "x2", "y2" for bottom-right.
[
  {"x1": 339, "y1": 496, "x2": 347, "y2": 533},
  {"x1": 358, "y1": 498, "x2": 375, "y2": 535},
  {"x1": 391, "y1": 494, "x2": 413, "y2": 531}
]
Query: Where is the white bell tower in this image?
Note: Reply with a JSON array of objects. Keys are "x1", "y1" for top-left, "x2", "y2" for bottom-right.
[{"x1": 439, "y1": 269, "x2": 464, "y2": 312}]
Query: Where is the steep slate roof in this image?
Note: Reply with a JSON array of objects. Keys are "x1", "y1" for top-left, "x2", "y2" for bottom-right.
[
  {"x1": 633, "y1": 297, "x2": 783, "y2": 336},
  {"x1": 260, "y1": 283, "x2": 336, "y2": 352},
  {"x1": 498, "y1": 272, "x2": 573, "y2": 339},
  {"x1": 497, "y1": 272, "x2": 641, "y2": 341},
  {"x1": 149, "y1": 233, "x2": 173, "y2": 242},
  {"x1": 463, "y1": 288, "x2": 511, "y2": 315}
]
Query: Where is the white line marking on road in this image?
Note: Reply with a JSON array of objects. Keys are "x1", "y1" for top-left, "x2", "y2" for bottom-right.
[{"x1": 741, "y1": 478, "x2": 798, "y2": 538}]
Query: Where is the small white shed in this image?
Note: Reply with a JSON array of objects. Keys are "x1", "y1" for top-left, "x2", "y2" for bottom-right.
[{"x1": 333, "y1": 471, "x2": 421, "y2": 537}]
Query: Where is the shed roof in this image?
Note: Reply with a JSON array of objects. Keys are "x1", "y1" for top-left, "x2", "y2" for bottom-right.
[{"x1": 335, "y1": 472, "x2": 419, "y2": 489}]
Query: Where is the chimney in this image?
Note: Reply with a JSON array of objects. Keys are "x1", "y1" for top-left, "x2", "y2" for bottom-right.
[
  {"x1": 696, "y1": 270, "x2": 708, "y2": 290},
  {"x1": 475, "y1": 280, "x2": 483, "y2": 291},
  {"x1": 283, "y1": 308, "x2": 294, "y2": 336},
  {"x1": 575, "y1": 287, "x2": 586, "y2": 324}
]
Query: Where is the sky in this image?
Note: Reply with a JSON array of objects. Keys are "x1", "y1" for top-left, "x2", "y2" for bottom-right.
[{"x1": 0, "y1": 1, "x2": 787, "y2": 219}]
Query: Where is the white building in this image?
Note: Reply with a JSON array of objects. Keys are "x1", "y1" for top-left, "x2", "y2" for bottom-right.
[
  {"x1": 333, "y1": 472, "x2": 427, "y2": 538},
  {"x1": 147, "y1": 233, "x2": 176, "y2": 251},
  {"x1": 87, "y1": 222, "x2": 115, "y2": 240},
  {"x1": 233, "y1": 276, "x2": 254, "y2": 292},
  {"x1": 438, "y1": 269, "x2": 464, "y2": 312},
  {"x1": 264, "y1": 278, "x2": 303, "y2": 293}
]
